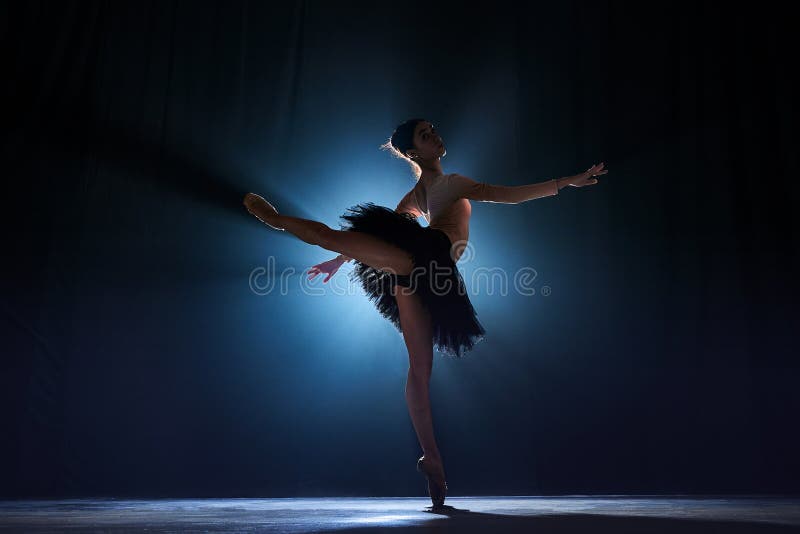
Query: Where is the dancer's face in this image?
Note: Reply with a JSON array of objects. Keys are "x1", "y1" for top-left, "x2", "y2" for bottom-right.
[{"x1": 409, "y1": 121, "x2": 446, "y2": 161}]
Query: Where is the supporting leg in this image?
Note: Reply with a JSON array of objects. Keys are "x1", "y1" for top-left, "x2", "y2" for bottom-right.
[
  {"x1": 396, "y1": 287, "x2": 444, "y2": 466},
  {"x1": 406, "y1": 369, "x2": 441, "y2": 461}
]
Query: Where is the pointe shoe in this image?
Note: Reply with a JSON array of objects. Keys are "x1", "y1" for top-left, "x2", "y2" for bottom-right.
[
  {"x1": 416, "y1": 455, "x2": 448, "y2": 509},
  {"x1": 243, "y1": 193, "x2": 284, "y2": 231}
]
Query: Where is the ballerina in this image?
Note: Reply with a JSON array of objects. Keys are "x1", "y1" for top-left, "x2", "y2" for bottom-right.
[{"x1": 243, "y1": 118, "x2": 607, "y2": 509}]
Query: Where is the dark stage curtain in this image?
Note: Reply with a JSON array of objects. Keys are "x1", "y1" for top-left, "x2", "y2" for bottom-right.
[{"x1": 2, "y1": 1, "x2": 797, "y2": 497}]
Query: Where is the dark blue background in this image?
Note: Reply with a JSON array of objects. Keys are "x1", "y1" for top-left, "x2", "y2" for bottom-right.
[{"x1": 2, "y1": 1, "x2": 797, "y2": 497}]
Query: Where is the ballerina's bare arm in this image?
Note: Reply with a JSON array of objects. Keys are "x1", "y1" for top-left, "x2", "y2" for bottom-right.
[
  {"x1": 447, "y1": 163, "x2": 606, "y2": 204},
  {"x1": 444, "y1": 173, "x2": 560, "y2": 204}
]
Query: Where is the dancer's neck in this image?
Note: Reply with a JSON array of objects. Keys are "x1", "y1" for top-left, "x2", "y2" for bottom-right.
[
  {"x1": 419, "y1": 173, "x2": 446, "y2": 187},
  {"x1": 417, "y1": 158, "x2": 444, "y2": 180}
]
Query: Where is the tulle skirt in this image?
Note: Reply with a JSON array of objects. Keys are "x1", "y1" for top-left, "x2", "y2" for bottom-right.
[{"x1": 339, "y1": 202, "x2": 486, "y2": 358}]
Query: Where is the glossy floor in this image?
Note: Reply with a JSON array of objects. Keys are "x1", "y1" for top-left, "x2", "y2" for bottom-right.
[{"x1": 1, "y1": 496, "x2": 798, "y2": 533}]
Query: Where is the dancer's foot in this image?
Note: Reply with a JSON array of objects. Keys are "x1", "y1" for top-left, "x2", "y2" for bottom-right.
[
  {"x1": 243, "y1": 193, "x2": 284, "y2": 231},
  {"x1": 417, "y1": 455, "x2": 447, "y2": 509}
]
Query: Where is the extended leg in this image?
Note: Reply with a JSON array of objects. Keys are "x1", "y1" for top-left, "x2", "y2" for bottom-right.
[{"x1": 244, "y1": 193, "x2": 414, "y2": 275}]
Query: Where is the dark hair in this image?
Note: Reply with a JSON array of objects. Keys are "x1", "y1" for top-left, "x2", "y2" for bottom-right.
[{"x1": 380, "y1": 118, "x2": 426, "y2": 180}]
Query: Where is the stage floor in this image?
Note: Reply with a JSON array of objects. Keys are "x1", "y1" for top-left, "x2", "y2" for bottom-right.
[{"x1": 1, "y1": 496, "x2": 798, "y2": 533}]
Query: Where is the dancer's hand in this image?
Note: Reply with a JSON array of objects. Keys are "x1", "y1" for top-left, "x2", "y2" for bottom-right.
[
  {"x1": 307, "y1": 257, "x2": 344, "y2": 283},
  {"x1": 564, "y1": 162, "x2": 608, "y2": 187}
]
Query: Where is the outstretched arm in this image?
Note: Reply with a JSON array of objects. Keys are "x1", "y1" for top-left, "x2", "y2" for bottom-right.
[
  {"x1": 450, "y1": 163, "x2": 607, "y2": 204},
  {"x1": 451, "y1": 174, "x2": 559, "y2": 203}
]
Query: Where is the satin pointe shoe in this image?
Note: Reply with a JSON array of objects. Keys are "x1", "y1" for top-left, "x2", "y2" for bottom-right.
[
  {"x1": 416, "y1": 455, "x2": 448, "y2": 509},
  {"x1": 243, "y1": 193, "x2": 284, "y2": 231}
]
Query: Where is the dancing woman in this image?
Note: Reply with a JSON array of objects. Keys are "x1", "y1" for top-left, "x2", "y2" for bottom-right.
[{"x1": 243, "y1": 118, "x2": 607, "y2": 509}]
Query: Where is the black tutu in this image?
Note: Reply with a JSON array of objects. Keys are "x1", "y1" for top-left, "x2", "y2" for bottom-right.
[{"x1": 339, "y1": 202, "x2": 486, "y2": 358}]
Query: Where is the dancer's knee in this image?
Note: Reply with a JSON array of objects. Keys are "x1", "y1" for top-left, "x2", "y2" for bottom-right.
[
  {"x1": 315, "y1": 225, "x2": 338, "y2": 248},
  {"x1": 406, "y1": 338, "x2": 433, "y2": 380},
  {"x1": 408, "y1": 363, "x2": 432, "y2": 383}
]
